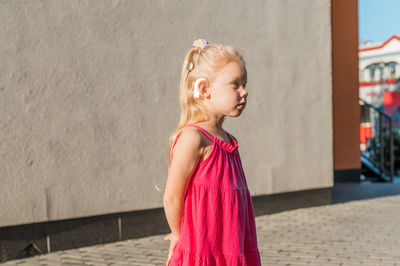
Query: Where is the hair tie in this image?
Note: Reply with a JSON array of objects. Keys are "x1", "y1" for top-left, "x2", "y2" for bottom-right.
[
  {"x1": 193, "y1": 39, "x2": 209, "y2": 53},
  {"x1": 187, "y1": 61, "x2": 194, "y2": 72},
  {"x1": 193, "y1": 78, "x2": 206, "y2": 98}
]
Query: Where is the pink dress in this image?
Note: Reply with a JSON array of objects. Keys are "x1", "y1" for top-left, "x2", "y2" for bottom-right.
[{"x1": 168, "y1": 124, "x2": 262, "y2": 266}]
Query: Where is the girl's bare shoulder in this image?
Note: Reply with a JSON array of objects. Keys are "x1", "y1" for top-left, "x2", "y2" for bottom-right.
[{"x1": 172, "y1": 127, "x2": 204, "y2": 157}]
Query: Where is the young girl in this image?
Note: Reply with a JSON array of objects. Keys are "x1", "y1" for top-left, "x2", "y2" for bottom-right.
[{"x1": 162, "y1": 39, "x2": 262, "y2": 266}]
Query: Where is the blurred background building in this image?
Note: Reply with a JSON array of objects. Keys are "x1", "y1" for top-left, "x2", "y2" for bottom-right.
[{"x1": 359, "y1": 35, "x2": 400, "y2": 148}]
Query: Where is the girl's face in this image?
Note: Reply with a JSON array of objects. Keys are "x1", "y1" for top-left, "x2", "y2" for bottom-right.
[{"x1": 206, "y1": 61, "x2": 248, "y2": 117}]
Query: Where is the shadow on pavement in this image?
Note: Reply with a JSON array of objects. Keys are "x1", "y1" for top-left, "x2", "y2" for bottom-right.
[{"x1": 331, "y1": 177, "x2": 400, "y2": 204}]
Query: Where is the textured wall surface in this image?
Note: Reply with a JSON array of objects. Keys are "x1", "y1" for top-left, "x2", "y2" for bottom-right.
[{"x1": 0, "y1": 0, "x2": 332, "y2": 227}]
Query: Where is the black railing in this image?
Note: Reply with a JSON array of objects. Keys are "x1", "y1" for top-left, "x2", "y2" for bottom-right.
[{"x1": 359, "y1": 98, "x2": 394, "y2": 182}]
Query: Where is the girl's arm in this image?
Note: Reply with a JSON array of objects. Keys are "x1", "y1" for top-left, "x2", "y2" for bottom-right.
[{"x1": 163, "y1": 127, "x2": 202, "y2": 239}]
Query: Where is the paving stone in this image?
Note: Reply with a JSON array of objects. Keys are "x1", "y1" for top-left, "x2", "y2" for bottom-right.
[{"x1": 2, "y1": 194, "x2": 400, "y2": 265}]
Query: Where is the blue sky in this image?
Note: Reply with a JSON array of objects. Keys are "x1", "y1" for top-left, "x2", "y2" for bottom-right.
[{"x1": 359, "y1": 0, "x2": 400, "y2": 43}]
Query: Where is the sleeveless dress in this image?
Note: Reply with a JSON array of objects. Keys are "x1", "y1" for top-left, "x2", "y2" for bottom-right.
[{"x1": 168, "y1": 124, "x2": 262, "y2": 266}]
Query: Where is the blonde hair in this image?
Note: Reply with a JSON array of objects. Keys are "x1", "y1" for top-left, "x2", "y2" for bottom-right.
[{"x1": 167, "y1": 42, "x2": 245, "y2": 168}]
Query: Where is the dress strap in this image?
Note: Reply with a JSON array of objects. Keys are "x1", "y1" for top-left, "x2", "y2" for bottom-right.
[
  {"x1": 170, "y1": 124, "x2": 214, "y2": 160},
  {"x1": 187, "y1": 124, "x2": 214, "y2": 141},
  {"x1": 171, "y1": 131, "x2": 184, "y2": 154},
  {"x1": 225, "y1": 132, "x2": 235, "y2": 145}
]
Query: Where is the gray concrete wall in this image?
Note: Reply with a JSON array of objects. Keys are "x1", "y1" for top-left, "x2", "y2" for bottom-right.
[{"x1": 0, "y1": 0, "x2": 332, "y2": 227}]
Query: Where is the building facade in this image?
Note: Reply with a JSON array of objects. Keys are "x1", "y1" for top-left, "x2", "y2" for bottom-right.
[
  {"x1": 359, "y1": 36, "x2": 400, "y2": 148},
  {"x1": 359, "y1": 35, "x2": 400, "y2": 105}
]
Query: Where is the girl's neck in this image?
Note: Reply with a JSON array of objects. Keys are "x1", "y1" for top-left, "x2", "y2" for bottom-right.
[
  {"x1": 195, "y1": 117, "x2": 227, "y2": 138},
  {"x1": 198, "y1": 103, "x2": 225, "y2": 130}
]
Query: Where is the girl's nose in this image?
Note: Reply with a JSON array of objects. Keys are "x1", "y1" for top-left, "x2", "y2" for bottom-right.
[{"x1": 241, "y1": 87, "x2": 248, "y2": 97}]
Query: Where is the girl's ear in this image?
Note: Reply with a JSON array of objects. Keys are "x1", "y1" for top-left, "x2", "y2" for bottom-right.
[{"x1": 199, "y1": 80, "x2": 211, "y2": 99}]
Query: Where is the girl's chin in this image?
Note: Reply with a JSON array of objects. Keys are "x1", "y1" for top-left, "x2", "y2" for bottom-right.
[{"x1": 231, "y1": 110, "x2": 243, "y2": 117}]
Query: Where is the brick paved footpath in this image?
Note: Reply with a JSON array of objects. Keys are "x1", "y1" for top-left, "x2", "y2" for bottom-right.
[{"x1": 2, "y1": 194, "x2": 400, "y2": 266}]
